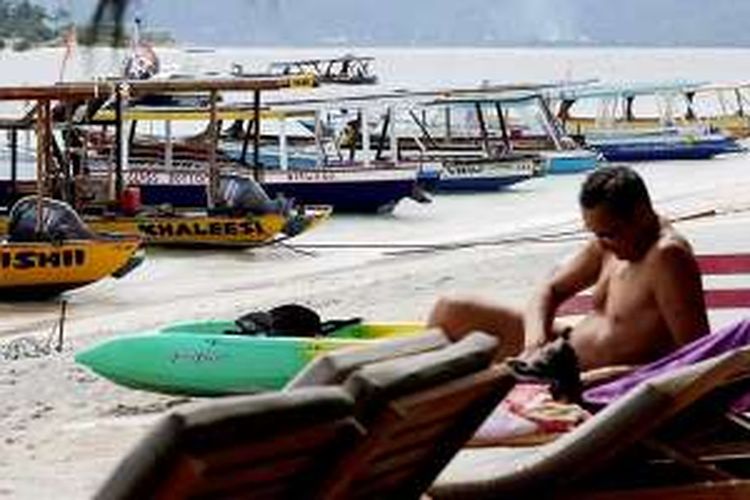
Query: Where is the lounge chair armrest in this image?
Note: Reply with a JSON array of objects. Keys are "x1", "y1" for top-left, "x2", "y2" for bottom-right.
[{"x1": 581, "y1": 365, "x2": 638, "y2": 387}]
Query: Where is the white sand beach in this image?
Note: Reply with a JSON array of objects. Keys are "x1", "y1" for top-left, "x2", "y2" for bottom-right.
[{"x1": 2, "y1": 157, "x2": 750, "y2": 498}]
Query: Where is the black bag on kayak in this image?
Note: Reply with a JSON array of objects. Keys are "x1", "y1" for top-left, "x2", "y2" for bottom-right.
[
  {"x1": 234, "y1": 304, "x2": 321, "y2": 337},
  {"x1": 231, "y1": 304, "x2": 362, "y2": 337}
]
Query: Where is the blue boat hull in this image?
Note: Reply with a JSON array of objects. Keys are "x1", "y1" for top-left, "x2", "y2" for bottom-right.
[
  {"x1": 545, "y1": 155, "x2": 599, "y2": 174},
  {"x1": 262, "y1": 178, "x2": 420, "y2": 214},
  {"x1": 590, "y1": 138, "x2": 743, "y2": 162},
  {"x1": 136, "y1": 179, "x2": 419, "y2": 214},
  {"x1": 429, "y1": 174, "x2": 531, "y2": 192}
]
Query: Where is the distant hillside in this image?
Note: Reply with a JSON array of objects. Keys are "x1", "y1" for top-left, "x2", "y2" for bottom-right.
[
  {"x1": 35, "y1": 0, "x2": 750, "y2": 47},
  {"x1": 0, "y1": 0, "x2": 64, "y2": 50}
]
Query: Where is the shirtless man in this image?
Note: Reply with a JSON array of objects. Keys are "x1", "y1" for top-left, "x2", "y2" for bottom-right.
[{"x1": 428, "y1": 166, "x2": 709, "y2": 370}]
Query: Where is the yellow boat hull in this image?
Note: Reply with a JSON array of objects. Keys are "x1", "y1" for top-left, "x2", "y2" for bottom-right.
[
  {"x1": 84, "y1": 206, "x2": 331, "y2": 248},
  {"x1": 0, "y1": 238, "x2": 143, "y2": 298}
]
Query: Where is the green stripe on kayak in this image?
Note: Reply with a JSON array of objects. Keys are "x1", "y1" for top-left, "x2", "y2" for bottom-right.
[{"x1": 75, "y1": 322, "x2": 425, "y2": 396}]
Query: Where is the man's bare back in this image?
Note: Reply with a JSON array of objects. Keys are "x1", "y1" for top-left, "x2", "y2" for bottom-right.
[{"x1": 428, "y1": 166, "x2": 710, "y2": 371}]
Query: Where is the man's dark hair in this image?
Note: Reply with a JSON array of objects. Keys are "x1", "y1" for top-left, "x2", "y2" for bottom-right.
[{"x1": 579, "y1": 166, "x2": 652, "y2": 218}]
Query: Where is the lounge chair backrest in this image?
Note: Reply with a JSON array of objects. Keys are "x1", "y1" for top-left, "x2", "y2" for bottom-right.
[
  {"x1": 558, "y1": 253, "x2": 750, "y2": 315},
  {"x1": 96, "y1": 387, "x2": 361, "y2": 500},
  {"x1": 320, "y1": 331, "x2": 514, "y2": 500},
  {"x1": 434, "y1": 346, "x2": 750, "y2": 498},
  {"x1": 286, "y1": 329, "x2": 449, "y2": 389}
]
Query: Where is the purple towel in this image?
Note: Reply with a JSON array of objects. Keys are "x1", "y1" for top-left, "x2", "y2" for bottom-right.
[{"x1": 583, "y1": 318, "x2": 750, "y2": 410}]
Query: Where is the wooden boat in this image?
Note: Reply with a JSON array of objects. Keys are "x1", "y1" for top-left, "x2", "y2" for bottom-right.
[
  {"x1": 264, "y1": 54, "x2": 378, "y2": 85},
  {"x1": 416, "y1": 156, "x2": 536, "y2": 192},
  {"x1": 0, "y1": 74, "x2": 335, "y2": 247},
  {"x1": 83, "y1": 205, "x2": 331, "y2": 248},
  {"x1": 75, "y1": 321, "x2": 425, "y2": 396},
  {"x1": 551, "y1": 82, "x2": 745, "y2": 161},
  {"x1": 556, "y1": 80, "x2": 750, "y2": 139},
  {"x1": 408, "y1": 89, "x2": 599, "y2": 178},
  {"x1": 585, "y1": 127, "x2": 745, "y2": 162},
  {"x1": 81, "y1": 91, "x2": 430, "y2": 214},
  {"x1": 0, "y1": 197, "x2": 143, "y2": 299},
  {"x1": 683, "y1": 82, "x2": 750, "y2": 138}
]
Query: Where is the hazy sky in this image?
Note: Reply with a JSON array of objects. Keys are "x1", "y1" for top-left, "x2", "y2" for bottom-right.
[{"x1": 38, "y1": 0, "x2": 750, "y2": 46}]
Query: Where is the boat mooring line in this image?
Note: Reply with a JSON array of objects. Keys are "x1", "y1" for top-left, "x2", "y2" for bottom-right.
[{"x1": 284, "y1": 203, "x2": 750, "y2": 257}]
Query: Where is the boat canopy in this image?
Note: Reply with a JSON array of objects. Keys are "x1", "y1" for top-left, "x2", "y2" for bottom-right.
[{"x1": 8, "y1": 196, "x2": 95, "y2": 242}]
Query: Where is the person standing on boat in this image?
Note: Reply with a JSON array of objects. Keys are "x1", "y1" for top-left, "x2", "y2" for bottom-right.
[
  {"x1": 428, "y1": 165, "x2": 709, "y2": 373},
  {"x1": 74, "y1": 166, "x2": 96, "y2": 212}
]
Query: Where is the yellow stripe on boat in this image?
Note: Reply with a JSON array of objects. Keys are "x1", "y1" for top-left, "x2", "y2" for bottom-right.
[
  {"x1": 86, "y1": 206, "x2": 331, "y2": 248},
  {"x1": 0, "y1": 238, "x2": 141, "y2": 289},
  {"x1": 88, "y1": 214, "x2": 287, "y2": 247}
]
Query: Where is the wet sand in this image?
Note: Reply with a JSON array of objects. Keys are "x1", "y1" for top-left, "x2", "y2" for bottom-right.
[{"x1": 2, "y1": 158, "x2": 750, "y2": 498}]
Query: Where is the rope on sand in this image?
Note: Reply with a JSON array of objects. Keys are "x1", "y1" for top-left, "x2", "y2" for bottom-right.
[
  {"x1": 282, "y1": 203, "x2": 750, "y2": 257},
  {"x1": 0, "y1": 302, "x2": 66, "y2": 360}
]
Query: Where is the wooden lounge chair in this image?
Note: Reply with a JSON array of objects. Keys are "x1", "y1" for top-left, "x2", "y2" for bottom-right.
[
  {"x1": 95, "y1": 331, "x2": 512, "y2": 500},
  {"x1": 94, "y1": 387, "x2": 362, "y2": 500},
  {"x1": 286, "y1": 328, "x2": 450, "y2": 389},
  {"x1": 317, "y1": 331, "x2": 516, "y2": 500},
  {"x1": 429, "y1": 345, "x2": 750, "y2": 499}
]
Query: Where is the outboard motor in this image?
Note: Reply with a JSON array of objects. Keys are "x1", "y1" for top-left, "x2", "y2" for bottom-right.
[
  {"x1": 8, "y1": 196, "x2": 95, "y2": 242},
  {"x1": 218, "y1": 175, "x2": 292, "y2": 216}
]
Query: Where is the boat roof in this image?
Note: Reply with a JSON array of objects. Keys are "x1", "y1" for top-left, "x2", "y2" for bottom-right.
[
  {"x1": 0, "y1": 75, "x2": 317, "y2": 102},
  {"x1": 688, "y1": 81, "x2": 750, "y2": 93},
  {"x1": 262, "y1": 82, "x2": 557, "y2": 109},
  {"x1": 550, "y1": 80, "x2": 708, "y2": 100}
]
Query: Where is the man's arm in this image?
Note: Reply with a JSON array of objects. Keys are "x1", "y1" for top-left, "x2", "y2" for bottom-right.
[
  {"x1": 652, "y1": 244, "x2": 710, "y2": 346},
  {"x1": 524, "y1": 240, "x2": 604, "y2": 349}
]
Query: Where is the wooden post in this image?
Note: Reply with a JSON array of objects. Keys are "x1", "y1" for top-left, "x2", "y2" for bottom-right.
[
  {"x1": 252, "y1": 89, "x2": 261, "y2": 181},
  {"x1": 114, "y1": 84, "x2": 124, "y2": 205},
  {"x1": 207, "y1": 89, "x2": 219, "y2": 208},
  {"x1": 375, "y1": 107, "x2": 390, "y2": 161},
  {"x1": 361, "y1": 106, "x2": 370, "y2": 167},
  {"x1": 495, "y1": 102, "x2": 511, "y2": 152},
  {"x1": 389, "y1": 107, "x2": 398, "y2": 163},
  {"x1": 10, "y1": 127, "x2": 17, "y2": 201},
  {"x1": 538, "y1": 96, "x2": 563, "y2": 150},
  {"x1": 240, "y1": 119, "x2": 252, "y2": 165},
  {"x1": 474, "y1": 102, "x2": 490, "y2": 155},
  {"x1": 445, "y1": 106, "x2": 452, "y2": 142},
  {"x1": 165, "y1": 120, "x2": 173, "y2": 168},
  {"x1": 35, "y1": 100, "x2": 47, "y2": 232},
  {"x1": 279, "y1": 114, "x2": 288, "y2": 171},
  {"x1": 315, "y1": 109, "x2": 325, "y2": 167}
]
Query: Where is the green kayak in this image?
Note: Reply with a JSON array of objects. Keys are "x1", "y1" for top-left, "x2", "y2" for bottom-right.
[{"x1": 75, "y1": 321, "x2": 424, "y2": 396}]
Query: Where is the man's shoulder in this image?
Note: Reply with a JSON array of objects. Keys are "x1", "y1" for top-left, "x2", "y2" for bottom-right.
[{"x1": 649, "y1": 232, "x2": 697, "y2": 270}]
